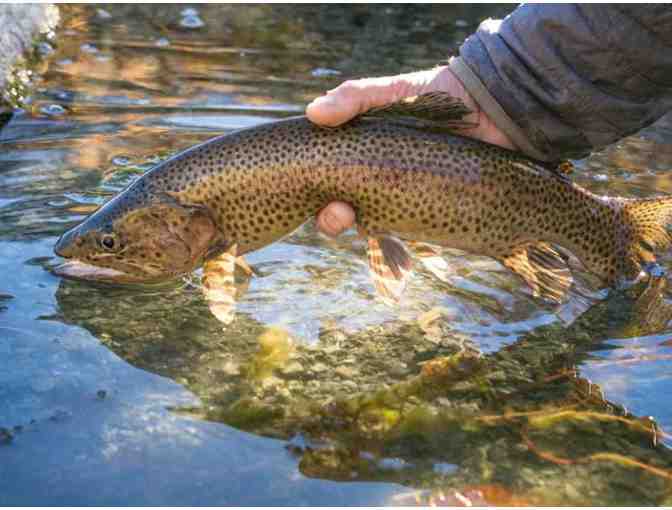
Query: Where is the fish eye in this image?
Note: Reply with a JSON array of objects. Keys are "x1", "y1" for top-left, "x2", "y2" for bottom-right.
[{"x1": 100, "y1": 234, "x2": 118, "y2": 251}]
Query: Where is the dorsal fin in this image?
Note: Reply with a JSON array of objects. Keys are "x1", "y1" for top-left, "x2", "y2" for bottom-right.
[{"x1": 360, "y1": 92, "x2": 476, "y2": 131}]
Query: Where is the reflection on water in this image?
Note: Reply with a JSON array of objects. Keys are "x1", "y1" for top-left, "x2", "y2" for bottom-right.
[{"x1": 1, "y1": 4, "x2": 671, "y2": 506}]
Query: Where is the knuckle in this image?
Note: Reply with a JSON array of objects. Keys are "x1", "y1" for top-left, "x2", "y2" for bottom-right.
[{"x1": 335, "y1": 80, "x2": 361, "y2": 96}]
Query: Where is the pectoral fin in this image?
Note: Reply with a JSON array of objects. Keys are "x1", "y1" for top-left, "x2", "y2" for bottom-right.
[
  {"x1": 407, "y1": 241, "x2": 454, "y2": 282},
  {"x1": 202, "y1": 244, "x2": 252, "y2": 324},
  {"x1": 367, "y1": 235, "x2": 413, "y2": 303},
  {"x1": 499, "y1": 242, "x2": 573, "y2": 304}
]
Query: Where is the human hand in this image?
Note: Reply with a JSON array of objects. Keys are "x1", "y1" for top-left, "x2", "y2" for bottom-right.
[{"x1": 309, "y1": 66, "x2": 516, "y2": 237}]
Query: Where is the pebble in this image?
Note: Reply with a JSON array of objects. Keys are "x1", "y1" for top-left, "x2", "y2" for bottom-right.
[
  {"x1": 49, "y1": 409, "x2": 71, "y2": 422},
  {"x1": 378, "y1": 457, "x2": 410, "y2": 471},
  {"x1": 112, "y1": 155, "x2": 131, "y2": 166},
  {"x1": 37, "y1": 42, "x2": 54, "y2": 56},
  {"x1": 311, "y1": 67, "x2": 341, "y2": 78},
  {"x1": 564, "y1": 482, "x2": 583, "y2": 501},
  {"x1": 335, "y1": 366, "x2": 355, "y2": 378},
  {"x1": 276, "y1": 387, "x2": 291, "y2": 400},
  {"x1": 40, "y1": 104, "x2": 65, "y2": 116},
  {"x1": 0, "y1": 428, "x2": 14, "y2": 444},
  {"x1": 433, "y1": 462, "x2": 458, "y2": 475},
  {"x1": 311, "y1": 362, "x2": 328, "y2": 373},
  {"x1": 180, "y1": 12, "x2": 205, "y2": 29},
  {"x1": 80, "y1": 43, "x2": 99, "y2": 54},
  {"x1": 281, "y1": 361, "x2": 303, "y2": 376},
  {"x1": 220, "y1": 360, "x2": 240, "y2": 376},
  {"x1": 96, "y1": 8, "x2": 112, "y2": 19}
]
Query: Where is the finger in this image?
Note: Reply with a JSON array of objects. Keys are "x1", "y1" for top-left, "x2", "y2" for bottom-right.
[{"x1": 316, "y1": 201, "x2": 356, "y2": 237}]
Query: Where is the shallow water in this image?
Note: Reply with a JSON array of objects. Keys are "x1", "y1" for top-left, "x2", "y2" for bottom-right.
[{"x1": 1, "y1": 5, "x2": 671, "y2": 506}]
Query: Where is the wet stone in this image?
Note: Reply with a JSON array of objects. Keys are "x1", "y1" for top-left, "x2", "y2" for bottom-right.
[
  {"x1": 49, "y1": 409, "x2": 71, "y2": 422},
  {"x1": 80, "y1": 43, "x2": 98, "y2": 54},
  {"x1": 388, "y1": 361, "x2": 408, "y2": 377},
  {"x1": 280, "y1": 361, "x2": 303, "y2": 376},
  {"x1": 0, "y1": 428, "x2": 14, "y2": 444},
  {"x1": 96, "y1": 8, "x2": 112, "y2": 20},
  {"x1": 311, "y1": 362, "x2": 328, "y2": 373},
  {"x1": 40, "y1": 104, "x2": 65, "y2": 116},
  {"x1": 112, "y1": 155, "x2": 132, "y2": 166},
  {"x1": 311, "y1": 68, "x2": 341, "y2": 78},
  {"x1": 179, "y1": 10, "x2": 205, "y2": 29},
  {"x1": 334, "y1": 366, "x2": 355, "y2": 379},
  {"x1": 37, "y1": 42, "x2": 54, "y2": 56},
  {"x1": 220, "y1": 360, "x2": 240, "y2": 377}
]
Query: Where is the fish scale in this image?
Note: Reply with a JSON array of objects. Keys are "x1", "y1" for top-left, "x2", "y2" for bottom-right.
[{"x1": 54, "y1": 93, "x2": 672, "y2": 320}]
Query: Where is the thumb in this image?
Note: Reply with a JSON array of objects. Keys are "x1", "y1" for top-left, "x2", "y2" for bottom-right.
[
  {"x1": 306, "y1": 76, "x2": 420, "y2": 127},
  {"x1": 306, "y1": 92, "x2": 360, "y2": 127}
]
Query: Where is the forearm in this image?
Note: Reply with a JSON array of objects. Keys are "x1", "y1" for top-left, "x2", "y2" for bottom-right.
[{"x1": 450, "y1": 4, "x2": 672, "y2": 161}]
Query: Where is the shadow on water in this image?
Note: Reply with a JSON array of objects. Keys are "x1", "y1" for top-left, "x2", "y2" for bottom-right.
[
  {"x1": 47, "y1": 271, "x2": 672, "y2": 506},
  {"x1": 2, "y1": 3, "x2": 672, "y2": 506}
]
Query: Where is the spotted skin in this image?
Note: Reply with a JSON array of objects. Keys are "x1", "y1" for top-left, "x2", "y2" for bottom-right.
[{"x1": 55, "y1": 114, "x2": 672, "y2": 296}]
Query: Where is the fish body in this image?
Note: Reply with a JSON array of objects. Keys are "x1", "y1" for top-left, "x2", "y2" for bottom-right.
[{"x1": 54, "y1": 94, "x2": 672, "y2": 313}]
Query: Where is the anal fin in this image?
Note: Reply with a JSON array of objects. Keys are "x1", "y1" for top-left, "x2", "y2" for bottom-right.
[
  {"x1": 202, "y1": 244, "x2": 252, "y2": 324},
  {"x1": 367, "y1": 235, "x2": 413, "y2": 304},
  {"x1": 499, "y1": 242, "x2": 573, "y2": 304}
]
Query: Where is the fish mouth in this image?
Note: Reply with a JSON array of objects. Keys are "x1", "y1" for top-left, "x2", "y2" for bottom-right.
[
  {"x1": 52, "y1": 258, "x2": 181, "y2": 284},
  {"x1": 52, "y1": 260, "x2": 133, "y2": 282}
]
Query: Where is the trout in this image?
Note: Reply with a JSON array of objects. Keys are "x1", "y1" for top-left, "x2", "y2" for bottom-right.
[{"x1": 54, "y1": 93, "x2": 672, "y2": 322}]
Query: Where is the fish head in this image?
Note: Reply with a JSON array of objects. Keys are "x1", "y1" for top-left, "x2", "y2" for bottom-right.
[{"x1": 54, "y1": 188, "x2": 218, "y2": 283}]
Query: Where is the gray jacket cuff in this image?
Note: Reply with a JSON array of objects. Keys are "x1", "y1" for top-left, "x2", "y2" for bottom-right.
[
  {"x1": 448, "y1": 56, "x2": 548, "y2": 161},
  {"x1": 453, "y1": 4, "x2": 672, "y2": 162}
]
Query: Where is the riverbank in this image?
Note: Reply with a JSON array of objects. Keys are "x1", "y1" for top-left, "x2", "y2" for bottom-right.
[{"x1": 0, "y1": 4, "x2": 59, "y2": 126}]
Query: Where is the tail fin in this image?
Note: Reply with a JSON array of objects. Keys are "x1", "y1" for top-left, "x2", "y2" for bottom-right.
[{"x1": 621, "y1": 196, "x2": 672, "y2": 279}]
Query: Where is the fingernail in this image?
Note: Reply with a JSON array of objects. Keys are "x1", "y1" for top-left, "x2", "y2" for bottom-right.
[{"x1": 308, "y1": 94, "x2": 337, "y2": 110}]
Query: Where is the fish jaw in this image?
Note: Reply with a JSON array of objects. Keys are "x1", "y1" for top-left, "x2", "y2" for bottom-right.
[{"x1": 52, "y1": 260, "x2": 135, "y2": 283}]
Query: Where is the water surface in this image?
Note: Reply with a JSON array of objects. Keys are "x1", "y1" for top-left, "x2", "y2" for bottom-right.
[{"x1": 1, "y1": 5, "x2": 671, "y2": 506}]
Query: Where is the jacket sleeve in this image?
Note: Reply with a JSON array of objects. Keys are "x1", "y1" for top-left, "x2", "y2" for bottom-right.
[{"x1": 448, "y1": 4, "x2": 672, "y2": 161}]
